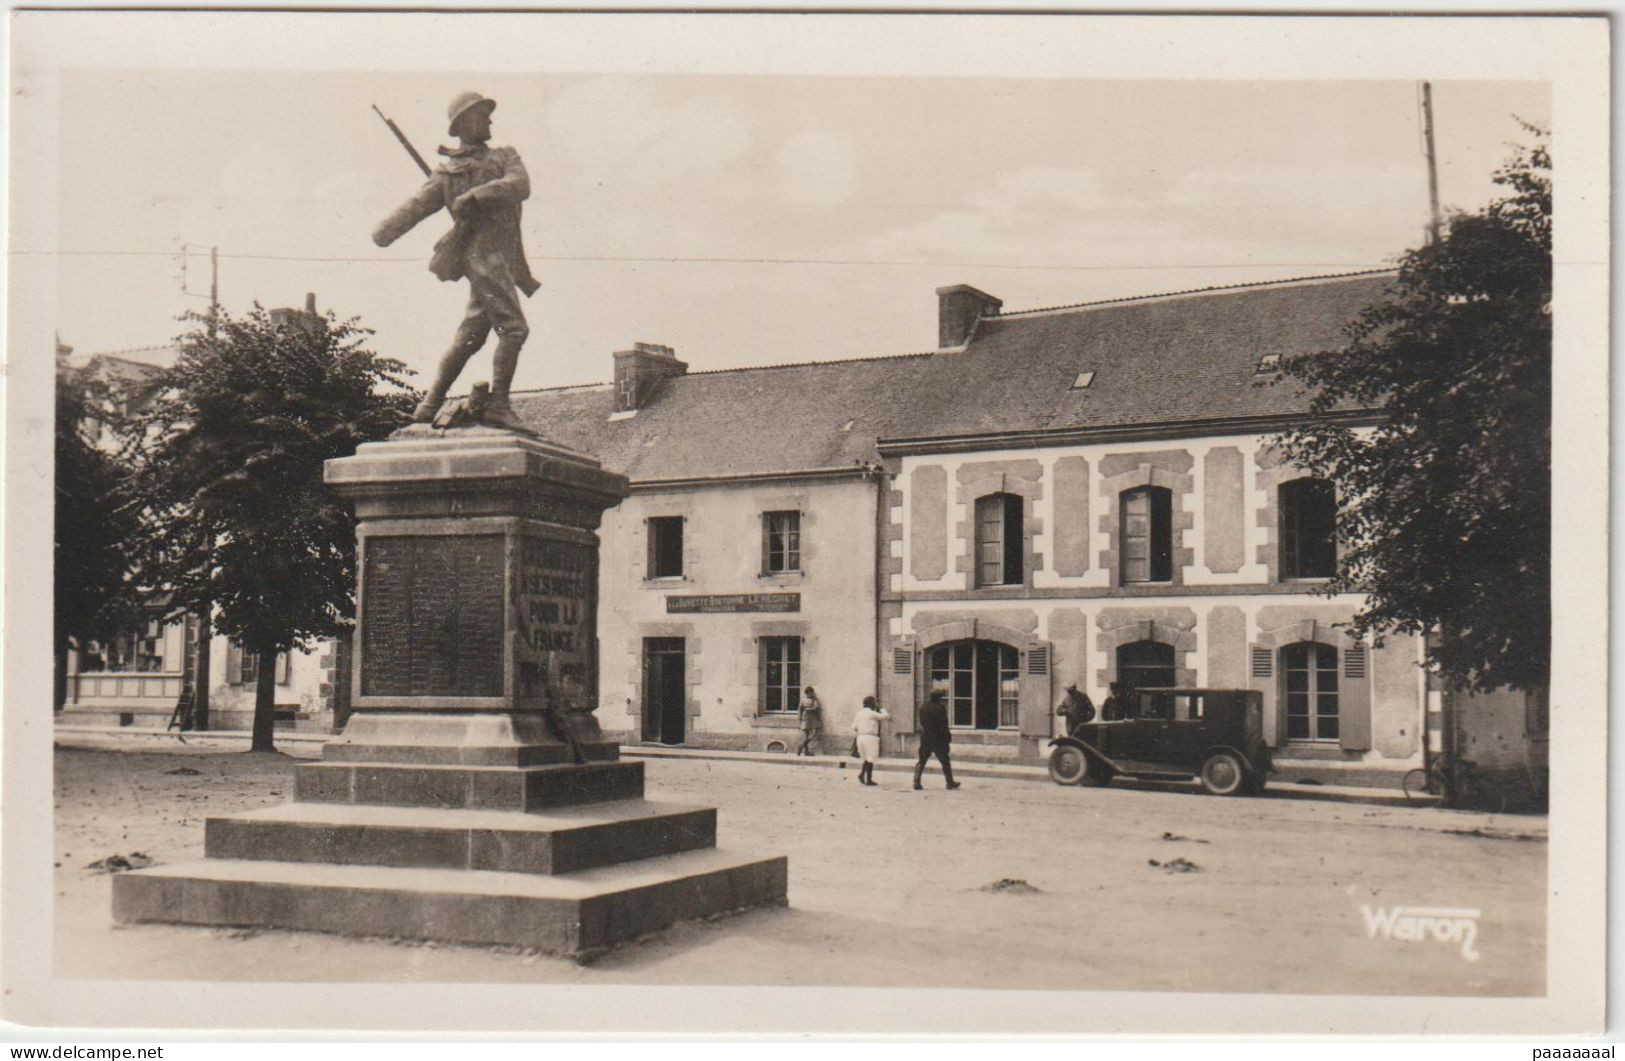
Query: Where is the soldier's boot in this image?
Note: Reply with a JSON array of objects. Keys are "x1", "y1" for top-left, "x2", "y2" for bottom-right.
[
  {"x1": 481, "y1": 331, "x2": 530, "y2": 433},
  {"x1": 414, "y1": 333, "x2": 482, "y2": 422}
]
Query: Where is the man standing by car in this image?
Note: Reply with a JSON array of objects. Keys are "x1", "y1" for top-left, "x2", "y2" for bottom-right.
[
  {"x1": 913, "y1": 691, "x2": 960, "y2": 790},
  {"x1": 1055, "y1": 683, "x2": 1096, "y2": 737},
  {"x1": 1100, "y1": 681, "x2": 1130, "y2": 721}
]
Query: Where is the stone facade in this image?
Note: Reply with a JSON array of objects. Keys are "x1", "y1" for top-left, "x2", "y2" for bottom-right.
[
  {"x1": 594, "y1": 475, "x2": 881, "y2": 754},
  {"x1": 884, "y1": 432, "x2": 1427, "y2": 778}
]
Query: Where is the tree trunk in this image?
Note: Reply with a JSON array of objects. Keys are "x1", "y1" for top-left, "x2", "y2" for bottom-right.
[
  {"x1": 250, "y1": 646, "x2": 278, "y2": 752},
  {"x1": 53, "y1": 645, "x2": 69, "y2": 713},
  {"x1": 192, "y1": 610, "x2": 212, "y2": 731}
]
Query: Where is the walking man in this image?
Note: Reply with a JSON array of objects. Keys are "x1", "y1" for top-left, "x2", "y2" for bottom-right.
[
  {"x1": 913, "y1": 690, "x2": 960, "y2": 790},
  {"x1": 373, "y1": 91, "x2": 540, "y2": 433}
]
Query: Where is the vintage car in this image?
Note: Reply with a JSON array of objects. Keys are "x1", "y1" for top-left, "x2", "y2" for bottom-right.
[{"x1": 1047, "y1": 687, "x2": 1272, "y2": 796}]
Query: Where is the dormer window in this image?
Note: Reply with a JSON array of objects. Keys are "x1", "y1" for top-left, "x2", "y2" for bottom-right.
[
  {"x1": 1255, "y1": 353, "x2": 1281, "y2": 374},
  {"x1": 1071, "y1": 371, "x2": 1096, "y2": 390}
]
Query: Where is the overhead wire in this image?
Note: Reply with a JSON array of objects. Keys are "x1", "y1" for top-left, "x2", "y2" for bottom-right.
[{"x1": 13, "y1": 248, "x2": 1391, "y2": 272}]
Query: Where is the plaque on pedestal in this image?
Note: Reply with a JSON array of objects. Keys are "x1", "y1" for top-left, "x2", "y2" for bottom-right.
[{"x1": 112, "y1": 429, "x2": 788, "y2": 957}]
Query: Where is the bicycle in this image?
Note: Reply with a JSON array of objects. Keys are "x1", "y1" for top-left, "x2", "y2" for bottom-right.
[{"x1": 1402, "y1": 756, "x2": 1508, "y2": 813}]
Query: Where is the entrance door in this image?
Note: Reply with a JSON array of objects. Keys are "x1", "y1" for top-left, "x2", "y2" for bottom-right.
[{"x1": 642, "y1": 638, "x2": 686, "y2": 744}]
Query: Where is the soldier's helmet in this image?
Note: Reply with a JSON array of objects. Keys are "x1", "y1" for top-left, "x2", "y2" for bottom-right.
[{"x1": 447, "y1": 91, "x2": 497, "y2": 136}]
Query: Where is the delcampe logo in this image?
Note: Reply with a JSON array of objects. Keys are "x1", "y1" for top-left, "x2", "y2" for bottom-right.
[{"x1": 1361, "y1": 905, "x2": 1481, "y2": 962}]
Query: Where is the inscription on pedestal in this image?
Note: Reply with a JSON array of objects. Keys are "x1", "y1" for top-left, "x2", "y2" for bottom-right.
[
  {"x1": 362, "y1": 535, "x2": 505, "y2": 698},
  {"x1": 515, "y1": 537, "x2": 597, "y2": 713}
]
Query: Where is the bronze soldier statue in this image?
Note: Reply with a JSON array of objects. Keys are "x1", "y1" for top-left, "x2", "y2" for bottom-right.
[{"x1": 373, "y1": 91, "x2": 539, "y2": 433}]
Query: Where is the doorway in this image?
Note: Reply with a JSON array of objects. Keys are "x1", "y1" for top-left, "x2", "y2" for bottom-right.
[{"x1": 642, "y1": 637, "x2": 686, "y2": 744}]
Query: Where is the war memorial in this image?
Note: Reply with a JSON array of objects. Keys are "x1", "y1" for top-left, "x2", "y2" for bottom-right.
[{"x1": 107, "y1": 91, "x2": 788, "y2": 956}]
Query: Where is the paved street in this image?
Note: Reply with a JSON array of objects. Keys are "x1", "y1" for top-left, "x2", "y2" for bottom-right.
[{"x1": 53, "y1": 741, "x2": 1545, "y2": 995}]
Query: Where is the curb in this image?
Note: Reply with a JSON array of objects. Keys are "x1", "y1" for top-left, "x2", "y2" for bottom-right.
[{"x1": 617, "y1": 743, "x2": 1420, "y2": 808}]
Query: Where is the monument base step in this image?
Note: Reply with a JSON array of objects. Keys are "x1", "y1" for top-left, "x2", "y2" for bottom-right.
[
  {"x1": 295, "y1": 759, "x2": 645, "y2": 810},
  {"x1": 205, "y1": 799, "x2": 717, "y2": 875},
  {"x1": 112, "y1": 849, "x2": 789, "y2": 956}
]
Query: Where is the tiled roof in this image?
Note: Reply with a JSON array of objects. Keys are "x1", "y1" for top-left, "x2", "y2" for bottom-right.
[
  {"x1": 514, "y1": 272, "x2": 1394, "y2": 481},
  {"x1": 512, "y1": 354, "x2": 934, "y2": 482},
  {"x1": 895, "y1": 271, "x2": 1394, "y2": 441}
]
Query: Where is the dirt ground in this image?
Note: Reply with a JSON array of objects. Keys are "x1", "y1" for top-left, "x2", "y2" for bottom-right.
[{"x1": 51, "y1": 740, "x2": 1546, "y2": 996}]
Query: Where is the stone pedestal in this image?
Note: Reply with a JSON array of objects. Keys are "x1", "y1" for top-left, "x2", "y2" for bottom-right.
[{"x1": 112, "y1": 429, "x2": 787, "y2": 957}]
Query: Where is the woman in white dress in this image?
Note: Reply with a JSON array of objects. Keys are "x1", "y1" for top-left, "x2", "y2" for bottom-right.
[{"x1": 851, "y1": 695, "x2": 890, "y2": 786}]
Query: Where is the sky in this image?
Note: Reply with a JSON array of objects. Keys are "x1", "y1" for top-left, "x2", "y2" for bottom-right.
[{"x1": 46, "y1": 69, "x2": 1549, "y2": 392}]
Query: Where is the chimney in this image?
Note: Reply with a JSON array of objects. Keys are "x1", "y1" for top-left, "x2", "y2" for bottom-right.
[
  {"x1": 270, "y1": 293, "x2": 322, "y2": 333},
  {"x1": 613, "y1": 342, "x2": 688, "y2": 414},
  {"x1": 935, "y1": 284, "x2": 1002, "y2": 349}
]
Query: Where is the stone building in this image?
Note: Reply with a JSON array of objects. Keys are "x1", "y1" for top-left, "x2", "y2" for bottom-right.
[
  {"x1": 516, "y1": 271, "x2": 1438, "y2": 786},
  {"x1": 874, "y1": 273, "x2": 1429, "y2": 786},
  {"x1": 514, "y1": 342, "x2": 929, "y2": 750}
]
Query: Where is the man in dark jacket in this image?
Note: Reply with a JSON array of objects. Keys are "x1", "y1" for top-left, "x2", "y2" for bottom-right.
[
  {"x1": 913, "y1": 691, "x2": 960, "y2": 790},
  {"x1": 1056, "y1": 683, "x2": 1096, "y2": 737}
]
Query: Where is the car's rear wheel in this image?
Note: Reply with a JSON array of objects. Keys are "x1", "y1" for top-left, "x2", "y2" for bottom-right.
[
  {"x1": 1199, "y1": 751, "x2": 1247, "y2": 796},
  {"x1": 1048, "y1": 745, "x2": 1088, "y2": 786},
  {"x1": 1079, "y1": 760, "x2": 1118, "y2": 786}
]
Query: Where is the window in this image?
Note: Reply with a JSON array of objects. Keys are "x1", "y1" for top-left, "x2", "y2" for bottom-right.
[
  {"x1": 94, "y1": 619, "x2": 169, "y2": 673},
  {"x1": 928, "y1": 640, "x2": 1020, "y2": 730},
  {"x1": 229, "y1": 643, "x2": 290, "y2": 686},
  {"x1": 1280, "y1": 478, "x2": 1336, "y2": 579},
  {"x1": 762, "y1": 511, "x2": 801, "y2": 574},
  {"x1": 974, "y1": 493, "x2": 1024, "y2": 587},
  {"x1": 647, "y1": 516, "x2": 684, "y2": 578},
  {"x1": 1120, "y1": 487, "x2": 1173, "y2": 583},
  {"x1": 760, "y1": 637, "x2": 801, "y2": 714},
  {"x1": 1282, "y1": 641, "x2": 1339, "y2": 741},
  {"x1": 1116, "y1": 640, "x2": 1175, "y2": 705}
]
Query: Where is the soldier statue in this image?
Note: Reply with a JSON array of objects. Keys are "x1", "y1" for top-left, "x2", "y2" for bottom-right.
[{"x1": 373, "y1": 91, "x2": 539, "y2": 433}]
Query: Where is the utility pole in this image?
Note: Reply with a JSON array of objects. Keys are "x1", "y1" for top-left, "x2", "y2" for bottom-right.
[
  {"x1": 178, "y1": 242, "x2": 219, "y2": 729},
  {"x1": 1421, "y1": 81, "x2": 1443, "y2": 245}
]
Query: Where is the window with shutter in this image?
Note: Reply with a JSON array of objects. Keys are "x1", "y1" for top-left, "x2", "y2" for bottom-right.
[
  {"x1": 1120, "y1": 487, "x2": 1172, "y2": 583},
  {"x1": 1250, "y1": 647, "x2": 1273, "y2": 678},
  {"x1": 974, "y1": 493, "x2": 1024, "y2": 587},
  {"x1": 1344, "y1": 646, "x2": 1366, "y2": 678},
  {"x1": 893, "y1": 647, "x2": 913, "y2": 675}
]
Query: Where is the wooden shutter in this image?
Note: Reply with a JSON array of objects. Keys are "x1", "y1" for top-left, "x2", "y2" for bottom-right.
[
  {"x1": 893, "y1": 647, "x2": 913, "y2": 675},
  {"x1": 1250, "y1": 643, "x2": 1280, "y2": 747},
  {"x1": 1027, "y1": 645, "x2": 1049, "y2": 675},
  {"x1": 1338, "y1": 645, "x2": 1372, "y2": 751},
  {"x1": 276, "y1": 652, "x2": 291, "y2": 685},
  {"x1": 227, "y1": 642, "x2": 243, "y2": 685},
  {"x1": 1338, "y1": 695, "x2": 1372, "y2": 751}
]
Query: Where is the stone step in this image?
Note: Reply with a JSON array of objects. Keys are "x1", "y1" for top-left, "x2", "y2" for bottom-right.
[
  {"x1": 295, "y1": 759, "x2": 645, "y2": 811},
  {"x1": 205, "y1": 799, "x2": 717, "y2": 875},
  {"x1": 112, "y1": 849, "x2": 789, "y2": 956},
  {"x1": 321, "y1": 739, "x2": 620, "y2": 768}
]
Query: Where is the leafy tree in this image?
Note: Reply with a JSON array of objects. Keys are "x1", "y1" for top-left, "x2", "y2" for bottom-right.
[
  {"x1": 54, "y1": 355, "x2": 142, "y2": 708},
  {"x1": 1274, "y1": 128, "x2": 1550, "y2": 692},
  {"x1": 122, "y1": 306, "x2": 414, "y2": 750}
]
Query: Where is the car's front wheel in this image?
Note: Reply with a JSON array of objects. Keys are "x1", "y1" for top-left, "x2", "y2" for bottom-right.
[
  {"x1": 1199, "y1": 751, "x2": 1247, "y2": 796},
  {"x1": 1048, "y1": 744, "x2": 1088, "y2": 786}
]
